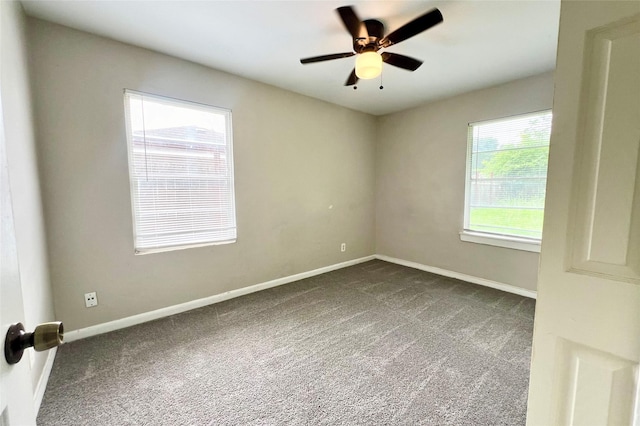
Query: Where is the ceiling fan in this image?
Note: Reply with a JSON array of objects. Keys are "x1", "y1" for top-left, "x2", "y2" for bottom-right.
[{"x1": 300, "y1": 5, "x2": 443, "y2": 87}]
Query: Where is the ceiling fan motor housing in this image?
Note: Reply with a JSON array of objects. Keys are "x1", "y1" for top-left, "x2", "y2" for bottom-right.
[{"x1": 354, "y1": 19, "x2": 385, "y2": 52}]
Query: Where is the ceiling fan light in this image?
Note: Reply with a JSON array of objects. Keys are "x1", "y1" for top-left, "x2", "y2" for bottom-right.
[{"x1": 355, "y1": 51, "x2": 382, "y2": 79}]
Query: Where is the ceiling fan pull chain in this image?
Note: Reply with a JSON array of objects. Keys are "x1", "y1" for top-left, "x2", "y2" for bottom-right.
[{"x1": 379, "y1": 71, "x2": 384, "y2": 90}]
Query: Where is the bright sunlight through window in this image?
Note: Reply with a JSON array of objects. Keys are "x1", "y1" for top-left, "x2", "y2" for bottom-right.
[
  {"x1": 464, "y1": 111, "x2": 552, "y2": 243},
  {"x1": 124, "y1": 90, "x2": 236, "y2": 254}
]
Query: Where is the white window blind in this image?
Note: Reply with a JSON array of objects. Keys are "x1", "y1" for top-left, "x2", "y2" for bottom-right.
[
  {"x1": 464, "y1": 110, "x2": 552, "y2": 240},
  {"x1": 123, "y1": 90, "x2": 236, "y2": 253}
]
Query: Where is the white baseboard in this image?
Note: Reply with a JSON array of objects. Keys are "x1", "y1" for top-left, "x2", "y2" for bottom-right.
[
  {"x1": 375, "y1": 254, "x2": 537, "y2": 299},
  {"x1": 64, "y1": 253, "x2": 534, "y2": 343},
  {"x1": 33, "y1": 347, "x2": 57, "y2": 415},
  {"x1": 64, "y1": 255, "x2": 376, "y2": 343}
]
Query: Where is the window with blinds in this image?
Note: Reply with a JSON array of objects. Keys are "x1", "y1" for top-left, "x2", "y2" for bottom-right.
[
  {"x1": 464, "y1": 110, "x2": 552, "y2": 240},
  {"x1": 123, "y1": 90, "x2": 236, "y2": 254}
]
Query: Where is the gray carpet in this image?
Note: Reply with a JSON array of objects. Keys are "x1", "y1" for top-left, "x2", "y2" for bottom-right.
[{"x1": 38, "y1": 260, "x2": 535, "y2": 425}]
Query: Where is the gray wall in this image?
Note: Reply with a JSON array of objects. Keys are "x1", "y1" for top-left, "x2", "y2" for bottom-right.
[
  {"x1": 1, "y1": 1, "x2": 55, "y2": 391},
  {"x1": 376, "y1": 72, "x2": 555, "y2": 291},
  {"x1": 29, "y1": 19, "x2": 376, "y2": 331}
]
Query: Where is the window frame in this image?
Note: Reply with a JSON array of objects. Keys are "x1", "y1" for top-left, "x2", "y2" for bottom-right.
[
  {"x1": 460, "y1": 109, "x2": 552, "y2": 253},
  {"x1": 123, "y1": 89, "x2": 237, "y2": 255}
]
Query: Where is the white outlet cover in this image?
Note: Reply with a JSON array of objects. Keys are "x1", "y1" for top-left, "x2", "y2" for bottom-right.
[{"x1": 85, "y1": 292, "x2": 98, "y2": 308}]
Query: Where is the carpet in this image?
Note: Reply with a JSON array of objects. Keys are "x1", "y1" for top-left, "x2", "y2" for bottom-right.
[{"x1": 37, "y1": 260, "x2": 535, "y2": 425}]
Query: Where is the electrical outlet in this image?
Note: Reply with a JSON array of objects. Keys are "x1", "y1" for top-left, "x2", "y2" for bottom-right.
[
  {"x1": 341, "y1": 243, "x2": 346, "y2": 252},
  {"x1": 84, "y1": 292, "x2": 98, "y2": 308}
]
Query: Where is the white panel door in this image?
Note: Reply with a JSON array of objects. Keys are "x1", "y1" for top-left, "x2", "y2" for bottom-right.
[
  {"x1": 0, "y1": 9, "x2": 36, "y2": 423},
  {"x1": 527, "y1": 1, "x2": 640, "y2": 425}
]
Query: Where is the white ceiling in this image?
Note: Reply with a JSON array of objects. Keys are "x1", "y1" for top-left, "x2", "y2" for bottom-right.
[{"x1": 21, "y1": 0, "x2": 560, "y2": 116}]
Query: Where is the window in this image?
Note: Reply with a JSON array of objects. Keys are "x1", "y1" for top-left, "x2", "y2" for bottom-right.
[
  {"x1": 461, "y1": 110, "x2": 552, "y2": 252},
  {"x1": 123, "y1": 90, "x2": 236, "y2": 254}
]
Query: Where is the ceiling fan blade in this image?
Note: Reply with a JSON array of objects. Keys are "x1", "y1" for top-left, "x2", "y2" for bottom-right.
[
  {"x1": 380, "y1": 8, "x2": 443, "y2": 48},
  {"x1": 345, "y1": 68, "x2": 359, "y2": 86},
  {"x1": 300, "y1": 52, "x2": 355, "y2": 64},
  {"x1": 381, "y1": 52, "x2": 423, "y2": 71},
  {"x1": 336, "y1": 6, "x2": 367, "y2": 40}
]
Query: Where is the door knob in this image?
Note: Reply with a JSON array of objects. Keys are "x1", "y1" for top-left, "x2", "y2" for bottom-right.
[{"x1": 4, "y1": 322, "x2": 64, "y2": 365}]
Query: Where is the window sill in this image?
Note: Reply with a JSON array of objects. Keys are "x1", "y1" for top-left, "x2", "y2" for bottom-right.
[
  {"x1": 134, "y1": 239, "x2": 236, "y2": 255},
  {"x1": 459, "y1": 230, "x2": 540, "y2": 253}
]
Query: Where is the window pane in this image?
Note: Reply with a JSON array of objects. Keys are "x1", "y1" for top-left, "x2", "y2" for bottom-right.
[
  {"x1": 124, "y1": 91, "x2": 236, "y2": 253},
  {"x1": 466, "y1": 111, "x2": 551, "y2": 240}
]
